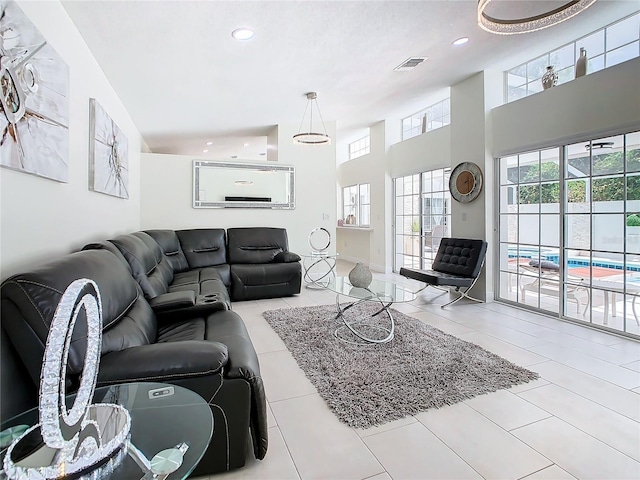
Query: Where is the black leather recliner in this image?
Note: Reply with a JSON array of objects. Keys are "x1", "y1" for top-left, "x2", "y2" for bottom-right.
[
  {"x1": 84, "y1": 231, "x2": 231, "y2": 317},
  {"x1": 227, "y1": 227, "x2": 302, "y2": 301},
  {"x1": 0, "y1": 249, "x2": 268, "y2": 475}
]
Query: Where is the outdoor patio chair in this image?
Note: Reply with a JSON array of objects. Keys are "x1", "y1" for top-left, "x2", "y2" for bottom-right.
[{"x1": 519, "y1": 259, "x2": 589, "y2": 315}]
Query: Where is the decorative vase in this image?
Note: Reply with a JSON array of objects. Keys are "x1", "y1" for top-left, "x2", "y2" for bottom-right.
[
  {"x1": 541, "y1": 66, "x2": 558, "y2": 90},
  {"x1": 348, "y1": 262, "x2": 372, "y2": 288},
  {"x1": 575, "y1": 47, "x2": 587, "y2": 78}
]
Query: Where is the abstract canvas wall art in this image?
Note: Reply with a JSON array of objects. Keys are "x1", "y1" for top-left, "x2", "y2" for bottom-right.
[
  {"x1": 89, "y1": 98, "x2": 129, "y2": 198},
  {"x1": 0, "y1": 0, "x2": 70, "y2": 182}
]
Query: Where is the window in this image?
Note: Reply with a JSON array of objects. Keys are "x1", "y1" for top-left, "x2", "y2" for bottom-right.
[
  {"x1": 349, "y1": 136, "x2": 370, "y2": 160},
  {"x1": 342, "y1": 183, "x2": 370, "y2": 226},
  {"x1": 402, "y1": 98, "x2": 451, "y2": 141},
  {"x1": 393, "y1": 168, "x2": 451, "y2": 271},
  {"x1": 497, "y1": 131, "x2": 640, "y2": 338},
  {"x1": 506, "y1": 12, "x2": 640, "y2": 103}
]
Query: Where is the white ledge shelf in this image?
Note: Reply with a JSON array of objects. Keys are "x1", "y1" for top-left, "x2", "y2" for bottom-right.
[{"x1": 337, "y1": 226, "x2": 373, "y2": 232}]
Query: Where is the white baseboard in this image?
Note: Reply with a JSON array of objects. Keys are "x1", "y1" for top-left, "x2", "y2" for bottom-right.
[
  {"x1": 337, "y1": 255, "x2": 386, "y2": 274},
  {"x1": 337, "y1": 254, "x2": 362, "y2": 265},
  {"x1": 369, "y1": 262, "x2": 386, "y2": 273}
]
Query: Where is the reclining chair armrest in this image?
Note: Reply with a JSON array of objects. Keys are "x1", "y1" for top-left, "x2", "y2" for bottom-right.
[
  {"x1": 148, "y1": 291, "x2": 196, "y2": 312},
  {"x1": 96, "y1": 340, "x2": 228, "y2": 385},
  {"x1": 272, "y1": 251, "x2": 301, "y2": 263}
]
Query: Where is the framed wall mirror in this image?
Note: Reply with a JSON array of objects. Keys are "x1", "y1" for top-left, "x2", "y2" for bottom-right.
[{"x1": 193, "y1": 161, "x2": 295, "y2": 209}]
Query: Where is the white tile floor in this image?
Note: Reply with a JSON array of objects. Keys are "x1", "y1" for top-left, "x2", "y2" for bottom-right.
[{"x1": 196, "y1": 260, "x2": 640, "y2": 480}]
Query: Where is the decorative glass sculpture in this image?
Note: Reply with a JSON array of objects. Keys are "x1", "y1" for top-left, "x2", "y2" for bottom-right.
[{"x1": 3, "y1": 279, "x2": 131, "y2": 479}]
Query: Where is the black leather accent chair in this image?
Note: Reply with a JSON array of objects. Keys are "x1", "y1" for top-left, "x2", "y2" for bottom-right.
[
  {"x1": 227, "y1": 227, "x2": 302, "y2": 301},
  {"x1": 400, "y1": 237, "x2": 488, "y2": 307},
  {"x1": 0, "y1": 249, "x2": 268, "y2": 474}
]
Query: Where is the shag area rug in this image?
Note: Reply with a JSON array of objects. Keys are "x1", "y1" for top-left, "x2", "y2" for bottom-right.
[{"x1": 262, "y1": 303, "x2": 539, "y2": 429}]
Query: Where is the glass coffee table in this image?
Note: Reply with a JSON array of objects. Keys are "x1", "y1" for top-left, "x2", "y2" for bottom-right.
[
  {"x1": 323, "y1": 276, "x2": 417, "y2": 344},
  {"x1": 0, "y1": 382, "x2": 213, "y2": 480}
]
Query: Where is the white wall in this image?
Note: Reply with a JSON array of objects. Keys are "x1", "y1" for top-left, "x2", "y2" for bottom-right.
[
  {"x1": 336, "y1": 121, "x2": 390, "y2": 271},
  {"x1": 448, "y1": 70, "x2": 503, "y2": 300},
  {"x1": 140, "y1": 122, "x2": 337, "y2": 257},
  {"x1": 0, "y1": 1, "x2": 143, "y2": 280},
  {"x1": 389, "y1": 124, "x2": 451, "y2": 178}
]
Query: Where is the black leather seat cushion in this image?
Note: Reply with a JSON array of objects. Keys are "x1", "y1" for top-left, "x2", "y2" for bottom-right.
[
  {"x1": 230, "y1": 263, "x2": 301, "y2": 301},
  {"x1": 400, "y1": 267, "x2": 474, "y2": 287}
]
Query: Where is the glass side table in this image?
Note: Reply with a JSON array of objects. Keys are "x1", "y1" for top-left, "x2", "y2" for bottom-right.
[
  {"x1": 0, "y1": 382, "x2": 213, "y2": 480},
  {"x1": 302, "y1": 252, "x2": 338, "y2": 289}
]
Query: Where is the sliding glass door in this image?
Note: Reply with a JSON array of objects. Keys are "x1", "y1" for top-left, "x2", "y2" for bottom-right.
[{"x1": 497, "y1": 131, "x2": 640, "y2": 337}]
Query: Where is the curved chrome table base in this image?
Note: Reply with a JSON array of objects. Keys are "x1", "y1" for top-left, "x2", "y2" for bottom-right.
[
  {"x1": 303, "y1": 254, "x2": 337, "y2": 289},
  {"x1": 333, "y1": 293, "x2": 395, "y2": 344}
]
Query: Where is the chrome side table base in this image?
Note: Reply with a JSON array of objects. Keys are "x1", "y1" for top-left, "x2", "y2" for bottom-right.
[
  {"x1": 333, "y1": 293, "x2": 395, "y2": 345},
  {"x1": 303, "y1": 253, "x2": 337, "y2": 289}
]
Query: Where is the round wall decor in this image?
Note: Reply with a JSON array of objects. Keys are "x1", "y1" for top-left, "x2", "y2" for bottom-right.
[{"x1": 449, "y1": 162, "x2": 483, "y2": 203}]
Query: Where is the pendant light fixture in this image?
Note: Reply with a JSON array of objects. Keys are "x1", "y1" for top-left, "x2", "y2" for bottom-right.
[
  {"x1": 477, "y1": 0, "x2": 597, "y2": 35},
  {"x1": 293, "y1": 92, "x2": 331, "y2": 145}
]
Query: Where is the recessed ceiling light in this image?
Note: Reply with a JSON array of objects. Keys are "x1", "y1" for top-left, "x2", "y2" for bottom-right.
[
  {"x1": 243, "y1": 143, "x2": 249, "y2": 147},
  {"x1": 203, "y1": 149, "x2": 209, "y2": 153},
  {"x1": 452, "y1": 37, "x2": 469, "y2": 46},
  {"x1": 206, "y1": 141, "x2": 213, "y2": 146},
  {"x1": 232, "y1": 28, "x2": 254, "y2": 40}
]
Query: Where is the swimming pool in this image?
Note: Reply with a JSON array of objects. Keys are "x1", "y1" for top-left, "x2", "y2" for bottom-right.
[{"x1": 508, "y1": 247, "x2": 640, "y2": 272}]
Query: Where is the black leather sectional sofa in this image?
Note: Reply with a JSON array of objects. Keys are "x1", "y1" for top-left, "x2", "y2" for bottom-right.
[{"x1": 0, "y1": 227, "x2": 302, "y2": 475}]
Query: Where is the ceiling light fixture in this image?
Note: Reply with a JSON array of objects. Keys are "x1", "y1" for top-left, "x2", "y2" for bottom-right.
[
  {"x1": 206, "y1": 141, "x2": 213, "y2": 146},
  {"x1": 231, "y1": 28, "x2": 254, "y2": 40},
  {"x1": 293, "y1": 92, "x2": 331, "y2": 145},
  {"x1": 477, "y1": 0, "x2": 597, "y2": 35},
  {"x1": 585, "y1": 141, "x2": 614, "y2": 150},
  {"x1": 452, "y1": 37, "x2": 469, "y2": 45},
  {"x1": 202, "y1": 149, "x2": 208, "y2": 153}
]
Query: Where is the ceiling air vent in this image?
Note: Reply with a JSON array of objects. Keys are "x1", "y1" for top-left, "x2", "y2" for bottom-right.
[{"x1": 393, "y1": 57, "x2": 427, "y2": 72}]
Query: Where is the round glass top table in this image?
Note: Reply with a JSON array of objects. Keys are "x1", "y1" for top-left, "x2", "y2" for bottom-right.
[
  {"x1": 323, "y1": 277, "x2": 417, "y2": 344},
  {"x1": 0, "y1": 382, "x2": 213, "y2": 480}
]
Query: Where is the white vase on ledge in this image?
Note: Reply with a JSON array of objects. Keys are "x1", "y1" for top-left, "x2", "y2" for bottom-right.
[
  {"x1": 541, "y1": 66, "x2": 558, "y2": 90},
  {"x1": 575, "y1": 47, "x2": 587, "y2": 78}
]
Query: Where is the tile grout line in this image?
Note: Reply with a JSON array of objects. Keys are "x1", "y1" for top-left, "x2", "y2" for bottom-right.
[
  {"x1": 267, "y1": 424, "x2": 304, "y2": 480},
  {"x1": 512, "y1": 382, "x2": 640, "y2": 452},
  {"x1": 511, "y1": 414, "x2": 640, "y2": 465}
]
